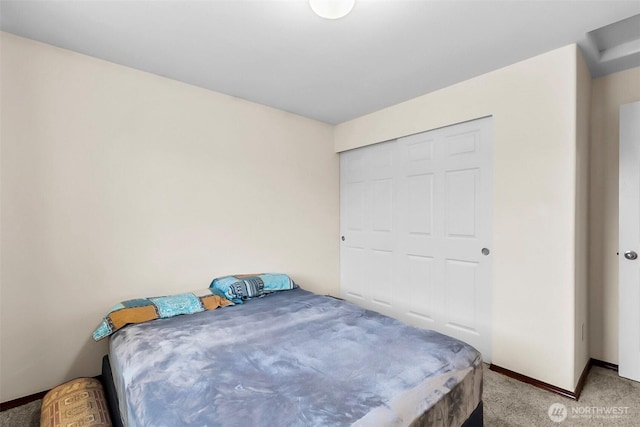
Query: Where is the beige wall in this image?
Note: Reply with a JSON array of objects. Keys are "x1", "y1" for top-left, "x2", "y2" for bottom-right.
[
  {"x1": 336, "y1": 45, "x2": 585, "y2": 391},
  {"x1": 0, "y1": 32, "x2": 339, "y2": 401},
  {"x1": 574, "y1": 48, "x2": 591, "y2": 383},
  {"x1": 589, "y1": 67, "x2": 640, "y2": 364}
]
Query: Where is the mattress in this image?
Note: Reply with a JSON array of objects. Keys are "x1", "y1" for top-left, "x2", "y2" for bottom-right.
[{"x1": 109, "y1": 288, "x2": 482, "y2": 427}]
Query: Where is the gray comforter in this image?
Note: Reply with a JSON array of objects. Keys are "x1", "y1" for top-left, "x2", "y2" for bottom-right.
[{"x1": 109, "y1": 288, "x2": 482, "y2": 427}]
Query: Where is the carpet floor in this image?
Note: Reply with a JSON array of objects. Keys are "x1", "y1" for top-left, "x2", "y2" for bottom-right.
[
  {"x1": 0, "y1": 399, "x2": 40, "y2": 427},
  {"x1": 1, "y1": 365, "x2": 638, "y2": 426},
  {"x1": 484, "y1": 365, "x2": 640, "y2": 426}
]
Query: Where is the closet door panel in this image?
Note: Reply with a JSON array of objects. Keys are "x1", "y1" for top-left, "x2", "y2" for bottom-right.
[{"x1": 340, "y1": 118, "x2": 493, "y2": 361}]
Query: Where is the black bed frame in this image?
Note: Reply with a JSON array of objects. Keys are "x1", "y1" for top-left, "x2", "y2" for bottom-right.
[
  {"x1": 102, "y1": 355, "x2": 125, "y2": 427},
  {"x1": 101, "y1": 355, "x2": 482, "y2": 427},
  {"x1": 462, "y1": 401, "x2": 483, "y2": 427}
]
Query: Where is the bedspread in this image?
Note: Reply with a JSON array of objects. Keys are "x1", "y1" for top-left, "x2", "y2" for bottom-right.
[{"x1": 109, "y1": 288, "x2": 482, "y2": 427}]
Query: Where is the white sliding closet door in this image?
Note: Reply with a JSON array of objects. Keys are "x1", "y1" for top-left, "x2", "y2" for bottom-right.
[{"x1": 340, "y1": 117, "x2": 493, "y2": 361}]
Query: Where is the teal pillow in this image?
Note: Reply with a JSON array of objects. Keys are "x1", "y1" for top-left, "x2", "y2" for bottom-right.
[{"x1": 92, "y1": 289, "x2": 233, "y2": 341}]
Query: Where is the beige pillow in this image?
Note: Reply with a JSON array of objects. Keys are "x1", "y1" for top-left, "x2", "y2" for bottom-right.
[{"x1": 40, "y1": 377, "x2": 112, "y2": 427}]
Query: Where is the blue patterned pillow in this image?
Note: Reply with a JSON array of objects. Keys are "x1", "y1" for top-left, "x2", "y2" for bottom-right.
[
  {"x1": 210, "y1": 273, "x2": 296, "y2": 304},
  {"x1": 92, "y1": 289, "x2": 233, "y2": 341}
]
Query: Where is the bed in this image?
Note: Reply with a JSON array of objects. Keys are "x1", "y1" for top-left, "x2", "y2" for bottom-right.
[{"x1": 100, "y1": 287, "x2": 483, "y2": 427}]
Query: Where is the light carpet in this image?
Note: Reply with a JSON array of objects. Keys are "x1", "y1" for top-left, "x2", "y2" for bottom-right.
[{"x1": 483, "y1": 365, "x2": 640, "y2": 426}]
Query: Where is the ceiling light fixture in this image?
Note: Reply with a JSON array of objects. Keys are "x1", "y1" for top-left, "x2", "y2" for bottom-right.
[{"x1": 309, "y1": 0, "x2": 355, "y2": 20}]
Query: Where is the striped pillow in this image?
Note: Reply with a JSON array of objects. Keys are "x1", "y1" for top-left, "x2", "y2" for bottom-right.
[{"x1": 210, "y1": 273, "x2": 296, "y2": 304}]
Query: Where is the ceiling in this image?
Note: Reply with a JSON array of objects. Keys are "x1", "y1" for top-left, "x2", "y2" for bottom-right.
[{"x1": 1, "y1": 0, "x2": 639, "y2": 124}]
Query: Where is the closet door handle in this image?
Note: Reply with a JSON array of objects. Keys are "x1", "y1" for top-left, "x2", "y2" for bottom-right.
[
  {"x1": 624, "y1": 251, "x2": 638, "y2": 260},
  {"x1": 481, "y1": 248, "x2": 490, "y2": 256}
]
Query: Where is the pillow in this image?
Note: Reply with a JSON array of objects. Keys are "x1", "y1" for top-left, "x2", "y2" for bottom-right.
[
  {"x1": 210, "y1": 273, "x2": 296, "y2": 304},
  {"x1": 92, "y1": 289, "x2": 233, "y2": 341},
  {"x1": 41, "y1": 378, "x2": 111, "y2": 427}
]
